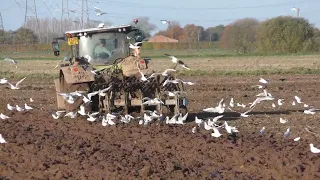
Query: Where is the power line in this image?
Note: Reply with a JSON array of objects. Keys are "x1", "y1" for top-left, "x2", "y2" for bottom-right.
[
  {"x1": 88, "y1": 0, "x2": 316, "y2": 10},
  {"x1": 0, "y1": 12, "x2": 4, "y2": 31}
]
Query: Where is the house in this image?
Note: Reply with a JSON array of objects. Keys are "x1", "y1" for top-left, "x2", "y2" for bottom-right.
[{"x1": 147, "y1": 35, "x2": 178, "y2": 43}]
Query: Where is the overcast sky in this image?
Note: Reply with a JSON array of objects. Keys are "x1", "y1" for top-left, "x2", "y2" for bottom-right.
[{"x1": 1, "y1": 0, "x2": 319, "y2": 32}]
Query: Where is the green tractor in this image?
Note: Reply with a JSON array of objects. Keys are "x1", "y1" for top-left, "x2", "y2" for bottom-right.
[{"x1": 52, "y1": 23, "x2": 189, "y2": 116}]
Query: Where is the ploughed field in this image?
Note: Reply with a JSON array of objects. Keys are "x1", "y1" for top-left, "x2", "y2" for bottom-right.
[{"x1": 0, "y1": 74, "x2": 320, "y2": 179}]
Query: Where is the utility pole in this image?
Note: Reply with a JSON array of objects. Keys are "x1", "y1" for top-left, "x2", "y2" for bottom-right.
[
  {"x1": 0, "y1": 12, "x2": 4, "y2": 44},
  {"x1": 61, "y1": 0, "x2": 71, "y2": 33},
  {"x1": 24, "y1": 0, "x2": 41, "y2": 42},
  {"x1": 80, "y1": 0, "x2": 89, "y2": 29},
  {"x1": 0, "y1": 12, "x2": 4, "y2": 32}
]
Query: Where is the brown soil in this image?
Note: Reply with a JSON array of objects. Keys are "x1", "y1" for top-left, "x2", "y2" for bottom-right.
[{"x1": 0, "y1": 74, "x2": 320, "y2": 179}]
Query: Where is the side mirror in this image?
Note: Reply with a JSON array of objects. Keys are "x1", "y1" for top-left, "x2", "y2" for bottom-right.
[{"x1": 52, "y1": 41, "x2": 60, "y2": 56}]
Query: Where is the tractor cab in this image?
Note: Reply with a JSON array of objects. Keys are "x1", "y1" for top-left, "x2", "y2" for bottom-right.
[{"x1": 51, "y1": 24, "x2": 144, "y2": 67}]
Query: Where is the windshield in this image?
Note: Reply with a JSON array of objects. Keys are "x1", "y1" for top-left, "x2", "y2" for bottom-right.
[{"x1": 78, "y1": 32, "x2": 129, "y2": 65}]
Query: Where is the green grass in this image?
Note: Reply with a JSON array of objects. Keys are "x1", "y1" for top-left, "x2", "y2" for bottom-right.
[{"x1": 1, "y1": 53, "x2": 320, "y2": 79}]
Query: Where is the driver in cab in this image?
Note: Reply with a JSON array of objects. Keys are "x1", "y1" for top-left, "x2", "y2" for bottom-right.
[{"x1": 94, "y1": 38, "x2": 112, "y2": 59}]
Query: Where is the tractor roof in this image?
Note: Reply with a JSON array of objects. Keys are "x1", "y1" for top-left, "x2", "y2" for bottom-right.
[{"x1": 65, "y1": 24, "x2": 135, "y2": 36}]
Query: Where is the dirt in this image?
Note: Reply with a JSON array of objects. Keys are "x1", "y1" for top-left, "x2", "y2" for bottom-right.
[{"x1": 0, "y1": 74, "x2": 320, "y2": 179}]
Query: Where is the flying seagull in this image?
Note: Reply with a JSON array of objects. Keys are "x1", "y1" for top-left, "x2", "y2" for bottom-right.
[
  {"x1": 7, "y1": 77, "x2": 26, "y2": 89},
  {"x1": 93, "y1": 6, "x2": 106, "y2": 16},
  {"x1": 161, "y1": 20, "x2": 171, "y2": 25},
  {"x1": 164, "y1": 54, "x2": 190, "y2": 70}
]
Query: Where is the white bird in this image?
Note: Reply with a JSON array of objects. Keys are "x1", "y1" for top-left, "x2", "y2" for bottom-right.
[
  {"x1": 142, "y1": 97, "x2": 164, "y2": 105},
  {"x1": 4, "y1": 57, "x2": 17, "y2": 66},
  {"x1": 0, "y1": 113, "x2": 10, "y2": 120},
  {"x1": 64, "y1": 111, "x2": 77, "y2": 118},
  {"x1": 304, "y1": 108, "x2": 319, "y2": 115},
  {"x1": 211, "y1": 126, "x2": 222, "y2": 138},
  {"x1": 29, "y1": 98, "x2": 34, "y2": 102},
  {"x1": 294, "y1": 96, "x2": 303, "y2": 103},
  {"x1": 208, "y1": 115, "x2": 224, "y2": 125},
  {"x1": 280, "y1": 117, "x2": 288, "y2": 124},
  {"x1": 7, "y1": 104, "x2": 15, "y2": 111},
  {"x1": 229, "y1": 98, "x2": 234, "y2": 107},
  {"x1": 24, "y1": 103, "x2": 33, "y2": 110},
  {"x1": 97, "y1": 23, "x2": 104, "y2": 28},
  {"x1": 0, "y1": 78, "x2": 8, "y2": 84},
  {"x1": 293, "y1": 137, "x2": 300, "y2": 142},
  {"x1": 195, "y1": 116, "x2": 203, "y2": 127},
  {"x1": 120, "y1": 114, "x2": 134, "y2": 124},
  {"x1": 304, "y1": 104, "x2": 309, "y2": 108},
  {"x1": 15, "y1": 105, "x2": 24, "y2": 112},
  {"x1": 93, "y1": 6, "x2": 106, "y2": 16},
  {"x1": 260, "y1": 127, "x2": 265, "y2": 135},
  {"x1": 250, "y1": 96, "x2": 275, "y2": 108},
  {"x1": 192, "y1": 126, "x2": 198, "y2": 133},
  {"x1": 259, "y1": 77, "x2": 268, "y2": 84},
  {"x1": 98, "y1": 85, "x2": 112, "y2": 97},
  {"x1": 52, "y1": 111, "x2": 65, "y2": 119},
  {"x1": 129, "y1": 42, "x2": 142, "y2": 49},
  {"x1": 277, "y1": 99, "x2": 284, "y2": 106},
  {"x1": 272, "y1": 103, "x2": 276, "y2": 108},
  {"x1": 239, "y1": 106, "x2": 255, "y2": 117},
  {"x1": 102, "y1": 113, "x2": 117, "y2": 126},
  {"x1": 284, "y1": 128, "x2": 290, "y2": 138},
  {"x1": 224, "y1": 121, "x2": 238, "y2": 134},
  {"x1": 237, "y1": 103, "x2": 246, "y2": 108},
  {"x1": 292, "y1": 101, "x2": 296, "y2": 106},
  {"x1": 0, "y1": 134, "x2": 7, "y2": 143},
  {"x1": 78, "y1": 105, "x2": 86, "y2": 116},
  {"x1": 87, "y1": 112, "x2": 99, "y2": 122},
  {"x1": 7, "y1": 77, "x2": 26, "y2": 89},
  {"x1": 161, "y1": 20, "x2": 170, "y2": 24},
  {"x1": 164, "y1": 54, "x2": 190, "y2": 70},
  {"x1": 203, "y1": 99, "x2": 225, "y2": 114},
  {"x1": 138, "y1": 71, "x2": 148, "y2": 82},
  {"x1": 309, "y1": 144, "x2": 320, "y2": 153}
]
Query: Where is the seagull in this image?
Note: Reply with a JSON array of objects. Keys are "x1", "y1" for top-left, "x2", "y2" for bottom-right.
[
  {"x1": 142, "y1": 97, "x2": 164, "y2": 105},
  {"x1": 284, "y1": 128, "x2": 290, "y2": 138},
  {"x1": 279, "y1": 117, "x2": 288, "y2": 124},
  {"x1": 309, "y1": 144, "x2": 320, "y2": 153},
  {"x1": 259, "y1": 77, "x2": 268, "y2": 84},
  {"x1": 0, "y1": 78, "x2": 8, "y2": 84},
  {"x1": 195, "y1": 116, "x2": 203, "y2": 127},
  {"x1": 78, "y1": 105, "x2": 87, "y2": 116},
  {"x1": 237, "y1": 106, "x2": 255, "y2": 117},
  {"x1": 161, "y1": 20, "x2": 170, "y2": 24},
  {"x1": 293, "y1": 137, "x2": 300, "y2": 142},
  {"x1": 0, "y1": 113, "x2": 10, "y2": 120},
  {"x1": 211, "y1": 126, "x2": 222, "y2": 138},
  {"x1": 93, "y1": 6, "x2": 106, "y2": 16},
  {"x1": 97, "y1": 23, "x2": 104, "y2": 28},
  {"x1": 224, "y1": 121, "x2": 238, "y2": 134},
  {"x1": 260, "y1": 127, "x2": 265, "y2": 135},
  {"x1": 87, "y1": 112, "x2": 99, "y2": 122},
  {"x1": 0, "y1": 134, "x2": 6, "y2": 143},
  {"x1": 102, "y1": 113, "x2": 117, "y2": 126},
  {"x1": 138, "y1": 71, "x2": 148, "y2": 82},
  {"x1": 192, "y1": 126, "x2": 198, "y2": 133},
  {"x1": 250, "y1": 96, "x2": 275, "y2": 108},
  {"x1": 294, "y1": 96, "x2": 303, "y2": 103},
  {"x1": 7, "y1": 104, "x2": 15, "y2": 111},
  {"x1": 15, "y1": 105, "x2": 24, "y2": 112},
  {"x1": 64, "y1": 111, "x2": 77, "y2": 118},
  {"x1": 277, "y1": 99, "x2": 284, "y2": 106},
  {"x1": 229, "y1": 98, "x2": 235, "y2": 107},
  {"x1": 164, "y1": 54, "x2": 190, "y2": 70},
  {"x1": 7, "y1": 77, "x2": 26, "y2": 89},
  {"x1": 52, "y1": 111, "x2": 65, "y2": 119},
  {"x1": 203, "y1": 99, "x2": 225, "y2": 114},
  {"x1": 4, "y1": 57, "x2": 17, "y2": 68},
  {"x1": 24, "y1": 103, "x2": 33, "y2": 110},
  {"x1": 129, "y1": 42, "x2": 142, "y2": 49},
  {"x1": 304, "y1": 108, "x2": 319, "y2": 115},
  {"x1": 30, "y1": 98, "x2": 34, "y2": 102}
]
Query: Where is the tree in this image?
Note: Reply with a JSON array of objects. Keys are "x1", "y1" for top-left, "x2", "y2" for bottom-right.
[
  {"x1": 182, "y1": 24, "x2": 199, "y2": 43},
  {"x1": 130, "y1": 17, "x2": 157, "y2": 38},
  {"x1": 166, "y1": 21, "x2": 184, "y2": 40},
  {"x1": 205, "y1": 25, "x2": 225, "y2": 41},
  {"x1": 219, "y1": 18, "x2": 259, "y2": 53},
  {"x1": 256, "y1": 16, "x2": 314, "y2": 53},
  {"x1": 13, "y1": 27, "x2": 39, "y2": 44}
]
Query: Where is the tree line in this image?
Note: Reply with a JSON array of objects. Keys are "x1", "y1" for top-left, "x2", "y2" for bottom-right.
[{"x1": 0, "y1": 16, "x2": 319, "y2": 54}]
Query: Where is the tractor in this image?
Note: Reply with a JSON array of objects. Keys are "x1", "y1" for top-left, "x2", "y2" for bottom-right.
[{"x1": 51, "y1": 22, "x2": 189, "y2": 116}]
